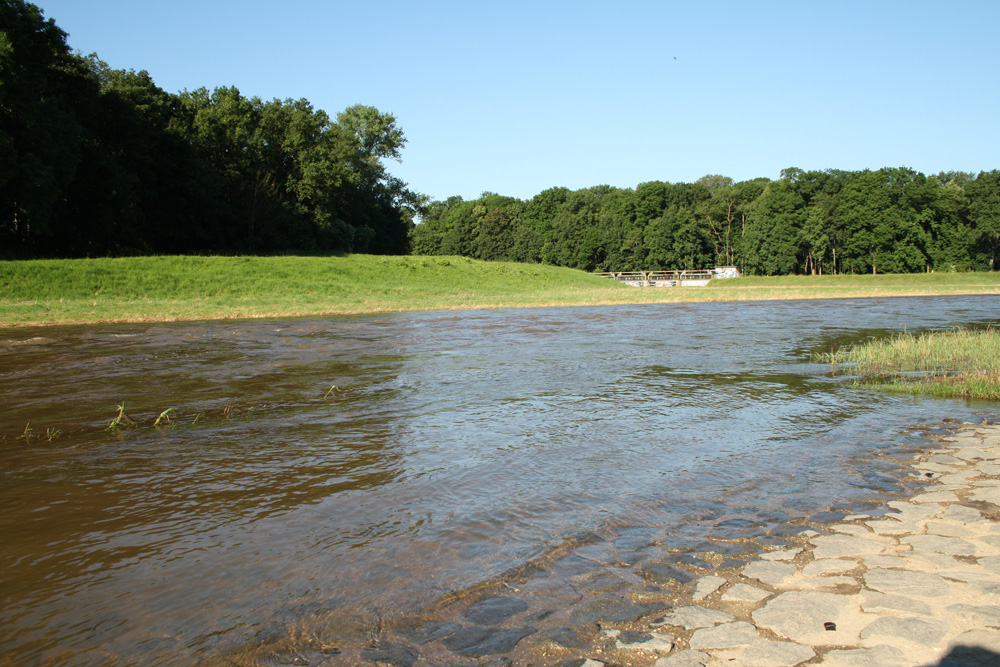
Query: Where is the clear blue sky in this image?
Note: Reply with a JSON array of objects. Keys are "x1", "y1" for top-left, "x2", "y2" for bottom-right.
[{"x1": 36, "y1": 0, "x2": 1000, "y2": 202}]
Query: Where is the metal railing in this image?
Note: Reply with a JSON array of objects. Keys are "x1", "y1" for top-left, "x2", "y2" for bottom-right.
[{"x1": 594, "y1": 270, "x2": 714, "y2": 286}]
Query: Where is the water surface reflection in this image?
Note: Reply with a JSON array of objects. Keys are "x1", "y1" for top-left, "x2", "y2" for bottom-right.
[{"x1": 1, "y1": 296, "x2": 998, "y2": 665}]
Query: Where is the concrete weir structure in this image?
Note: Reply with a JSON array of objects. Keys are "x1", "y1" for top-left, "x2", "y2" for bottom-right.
[
  {"x1": 592, "y1": 422, "x2": 1000, "y2": 667},
  {"x1": 594, "y1": 267, "x2": 740, "y2": 287},
  {"x1": 593, "y1": 271, "x2": 715, "y2": 287}
]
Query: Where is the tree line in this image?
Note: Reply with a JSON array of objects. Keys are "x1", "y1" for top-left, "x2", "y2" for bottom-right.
[
  {"x1": 0, "y1": 0, "x2": 422, "y2": 258},
  {"x1": 412, "y1": 168, "x2": 1000, "y2": 275},
  {"x1": 4, "y1": 1, "x2": 999, "y2": 275}
]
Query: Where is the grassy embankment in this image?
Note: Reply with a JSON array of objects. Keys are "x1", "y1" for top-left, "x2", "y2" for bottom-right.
[
  {"x1": 2, "y1": 255, "x2": 1000, "y2": 327},
  {"x1": 819, "y1": 328, "x2": 1000, "y2": 401}
]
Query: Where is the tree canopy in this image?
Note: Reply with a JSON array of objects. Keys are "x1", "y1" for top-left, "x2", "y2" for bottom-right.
[
  {"x1": 0, "y1": 0, "x2": 421, "y2": 258},
  {"x1": 3, "y1": 1, "x2": 997, "y2": 274},
  {"x1": 412, "y1": 168, "x2": 1000, "y2": 275}
]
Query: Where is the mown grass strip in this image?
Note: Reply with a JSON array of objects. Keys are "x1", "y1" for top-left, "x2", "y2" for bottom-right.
[
  {"x1": 2, "y1": 256, "x2": 1000, "y2": 326},
  {"x1": 818, "y1": 328, "x2": 1000, "y2": 400}
]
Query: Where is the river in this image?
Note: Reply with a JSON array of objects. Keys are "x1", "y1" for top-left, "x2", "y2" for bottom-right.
[{"x1": 1, "y1": 296, "x2": 998, "y2": 665}]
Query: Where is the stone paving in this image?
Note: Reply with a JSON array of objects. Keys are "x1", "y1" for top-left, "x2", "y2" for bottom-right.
[{"x1": 591, "y1": 422, "x2": 1000, "y2": 667}]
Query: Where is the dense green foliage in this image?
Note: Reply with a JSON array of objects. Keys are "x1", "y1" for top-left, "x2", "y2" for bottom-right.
[
  {"x1": 0, "y1": 1, "x2": 421, "y2": 258},
  {"x1": 413, "y1": 169, "x2": 1000, "y2": 275}
]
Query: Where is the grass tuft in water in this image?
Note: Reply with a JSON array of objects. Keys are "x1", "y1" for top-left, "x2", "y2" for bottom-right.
[
  {"x1": 107, "y1": 403, "x2": 137, "y2": 431},
  {"x1": 153, "y1": 408, "x2": 174, "y2": 427},
  {"x1": 817, "y1": 327, "x2": 1000, "y2": 400}
]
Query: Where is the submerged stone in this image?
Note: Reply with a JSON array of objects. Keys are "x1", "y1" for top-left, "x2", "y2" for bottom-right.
[
  {"x1": 638, "y1": 562, "x2": 696, "y2": 585},
  {"x1": 540, "y1": 624, "x2": 599, "y2": 650},
  {"x1": 576, "y1": 571, "x2": 631, "y2": 594},
  {"x1": 718, "y1": 557, "x2": 754, "y2": 570},
  {"x1": 568, "y1": 596, "x2": 662, "y2": 626},
  {"x1": 442, "y1": 625, "x2": 536, "y2": 656},
  {"x1": 462, "y1": 597, "x2": 529, "y2": 625},
  {"x1": 670, "y1": 553, "x2": 714, "y2": 571},
  {"x1": 700, "y1": 541, "x2": 756, "y2": 556},
  {"x1": 616, "y1": 630, "x2": 674, "y2": 653},
  {"x1": 499, "y1": 560, "x2": 548, "y2": 583},
  {"x1": 768, "y1": 524, "x2": 813, "y2": 539},
  {"x1": 527, "y1": 609, "x2": 557, "y2": 622},
  {"x1": 404, "y1": 621, "x2": 462, "y2": 644},
  {"x1": 360, "y1": 644, "x2": 419, "y2": 667}
]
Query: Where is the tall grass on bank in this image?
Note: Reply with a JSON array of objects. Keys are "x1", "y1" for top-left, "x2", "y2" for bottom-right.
[{"x1": 818, "y1": 328, "x2": 1000, "y2": 400}]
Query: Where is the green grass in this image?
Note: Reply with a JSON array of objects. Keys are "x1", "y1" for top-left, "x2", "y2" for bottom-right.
[
  {"x1": 0, "y1": 255, "x2": 636, "y2": 325},
  {"x1": 716, "y1": 272, "x2": 1000, "y2": 287},
  {"x1": 818, "y1": 328, "x2": 1000, "y2": 400},
  {"x1": 699, "y1": 272, "x2": 1000, "y2": 301},
  {"x1": 2, "y1": 255, "x2": 1000, "y2": 326}
]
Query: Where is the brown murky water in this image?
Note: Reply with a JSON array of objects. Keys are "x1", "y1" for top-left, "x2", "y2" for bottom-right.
[{"x1": 1, "y1": 297, "x2": 998, "y2": 665}]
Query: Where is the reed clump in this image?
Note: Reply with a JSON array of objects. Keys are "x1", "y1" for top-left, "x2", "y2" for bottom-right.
[{"x1": 819, "y1": 328, "x2": 1000, "y2": 400}]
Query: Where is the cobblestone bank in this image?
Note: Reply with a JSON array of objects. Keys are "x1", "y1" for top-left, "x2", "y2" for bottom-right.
[{"x1": 585, "y1": 422, "x2": 1000, "y2": 667}]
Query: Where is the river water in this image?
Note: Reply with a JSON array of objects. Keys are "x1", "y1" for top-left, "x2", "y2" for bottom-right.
[{"x1": 1, "y1": 296, "x2": 998, "y2": 665}]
